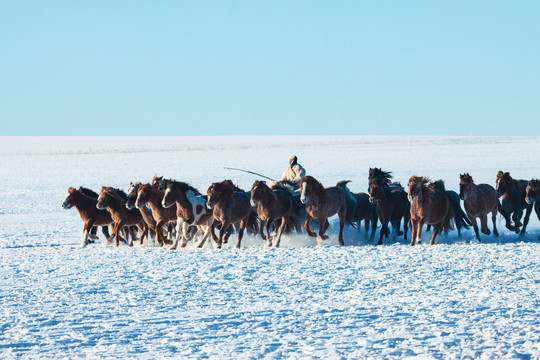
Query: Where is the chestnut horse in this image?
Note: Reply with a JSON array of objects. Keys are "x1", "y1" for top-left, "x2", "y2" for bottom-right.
[
  {"x1": 525, "y1": 179, "x2": 540, "y2": 240},
  {"x1": 207, "y1": 180, "x2": 252, "y2": 248},
  {"x1": 126, "y1": 182, "x2": 157, "y2": 244},
  {"x1": 162, "y1": 179, "x2": 213, "y2": 249},
  {"x1": 407, "y1": 176, "x2": 453, "y2": 245},
  {"x1": 299, "y1": 176, "x2": 347, "y2": 245},
  {"x1": 97, "y1": 186, "x2": 145, "y2": 246},
  {"x1": 336, "y1": 181, "x2": 376, "y2": 233},
  {"x1": 459, "y1": 173, "x2": 499, "y2": 241},
  {"x1": 368, "y1": 168, "x2": 409, "y2": 245},
  {"x1": 250, "y1": 181, "x2": 292, "y2": 247},
  {"x1": 62, "y1": 187, "x2": 113, "y2": 246},
  {"x1": 135, "y1": 183, "x2": 177, "y2": 246},
  {"x1": 77, "y1": 187, "x2": 111, "y2": 241},
  {"x1": 496, "y1": 171, "x2": 534, "y2": 235}
]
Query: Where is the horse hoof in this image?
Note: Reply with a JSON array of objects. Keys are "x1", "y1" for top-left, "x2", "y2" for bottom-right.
[
  {"x1": 320, "y1": 235, "x2": 329, "y2": 240},
  {"x1": 338, "y1": 240, "x2": 344, "y2": 246}
]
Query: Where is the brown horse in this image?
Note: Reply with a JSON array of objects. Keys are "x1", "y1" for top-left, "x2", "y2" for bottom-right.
[
  {"x1": 299, "y1": 176, "x2": 347, "y2": 245},
  {"x1": 206, "y1": 180, "x2": 252, "y2": 248},
  {"x1": 496, "y1": 171, "x2": 534, "y2": 234},
  {"x1": 336, "y1": 181, "x2": 375, "y2": 233},
  {"x1": 161, "y1": 179, "x2": 213, "y2": 249},
  {"x1": 368, "y1": 168, "x2": 410, "y2": 245},
  {"x1": 62, "y1": 187, "x2": 113, "y2": 246},
  {"x1": 126, "y1": 182, "x2": 157, "y2": 244},
  {"x1": 459, "y1": 173, "x2": 499, "y2": 241},
  {"x1": 250, "y1": 181, "x2": 292, "y2": 247},
  {"x1": 77, "y1": 187, "x2": 111, "y2": 241},
  {"x1": 429, "y1": 180, "x2": 471, "y2": 237},
  {"x1": 135, "y1": 183, "x2": 177, "y2": 247},
  {"x1": 525, "y1": 179, "x2": 540, "y2": 240},
  {"x1": 97, "y1": 186, "x2": 145, "y2": 246},
  {"x1": 407, "y1": 176, "x2": 453, "y2": 245}
]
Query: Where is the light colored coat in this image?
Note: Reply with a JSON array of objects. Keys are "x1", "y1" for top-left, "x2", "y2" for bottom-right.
[{"x1": 281, "y1": 163, "x2": 306, "y2": 184}]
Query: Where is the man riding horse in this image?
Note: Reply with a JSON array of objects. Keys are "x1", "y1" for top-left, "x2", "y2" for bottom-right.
[{"x1": 280, "y1": 155, "x2": 306, "y2": 187}]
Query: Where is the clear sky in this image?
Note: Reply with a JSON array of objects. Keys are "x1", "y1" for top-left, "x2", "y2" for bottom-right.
[{"x1": 1, "y1": 1, "x2": 539, "y2": 135}]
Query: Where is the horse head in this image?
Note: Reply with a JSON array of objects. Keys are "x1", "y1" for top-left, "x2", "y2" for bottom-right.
[
  {"x1": 250, "y1": 180, "x2": 268, "y2": 207},
  {"x1": 62, "y1": 187, "x2": 77, "y2": 209},
  {"x1": 525, "y1": 179, "x2": 540, "y2": 205},
  {"x1": 96, "y1": 186, "x2": 115, "y2": 210},
  {"x1": 407, "y1": 176, "x2": 431, "y2": 202},
  {"x1": 368, "y1": 168, "x2": 392, "y2": 187},
  {"x1": 459, "y1": 173, "x2": 474, "y2": 200},
  {"x1": 300, "y1": 176, "x2": 325, "y2": 205},
  {"x1": 495, "y1": 171, "x2": 512, "y2": 196},
  {"x1": 126, "y1": 182, "x2": 141, "y2": 209},
  {"x1": 206, "y1": 180, "x2": 236, "y2": 209},
  {"x1": 135, "y1": 183, "x2": 153, "y2": 209}
]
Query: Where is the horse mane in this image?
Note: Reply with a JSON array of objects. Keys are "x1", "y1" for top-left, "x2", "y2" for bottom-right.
[
  {"x1": 430, "y1": 180, "x2": 446, "y2": 192},
  {"x1": 78, "y1": 187, "x2": 99, "y2": 199},
  {"x1": 336, "y1": 180, "x2": 351, "y2": 188},
  {"x1": 103, "y1": 187, "x2": 128, "y2": 202},
  {"x1": 389, "y1": 182, "x2": 404, "y2": 190},
  {"x1": 223, "y1": 179, "x2": 244, "y2": 192},
  {"x1": 301, "y1": 176, "x2": 328, "y2": 200},
  {"x1": 152, "y1": 175, "x2": 172, "y2": 191},
  {"x1": 369, "y1": 168, "x2": 392, "y2": 186},
  {"x1": 166, "y1": 179, "x2": 201, "y2": 196},
  {"x1": 460, "y1": 173, "x2": 474, "y2": 183},
  {"x1": 270, "y1": 180, "x2": 297, "y2": 193}
]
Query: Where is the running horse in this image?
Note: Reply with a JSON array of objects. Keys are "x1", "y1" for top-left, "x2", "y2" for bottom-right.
[
  {"x1": 161, "y1": 179, "x2": 214, "y2": 249},
  {"x1": 62, "y1": 187, "x2": 113, "y2": 246},
  {"x1": 97, "y1": 186, "x2": 145, "y2": 246},
  {"x1": 429, "y1": 180, "x2": 471, "y2": 237},
  {"x1": 336, "y1": 181, "x2": 376, "y2": 234},
  {"x1": 407, "y1": 176, "x2": 453, "y2": 245},
  {"x1": 299, "y1": 176, "x2": 347, "y2": 245},
  {"x1": 496, "y1": 171, "x2": 534, "y2": 234},
  {"x1": 206, "y1": 180, "x2": 252, "y2": 248},
  {"x1": 250, "y1": 181, "x2": 292, "y2": 247},
  {"x1": 525, "y1": 179, "x2": 540, "y2": 240},
  {"x1": 126, "y1": 182, "x2": 157, "y2": 244},
  {"x1": 459, "y1": 173, "x2": 499, "y2": 241},
  {"x1": 135, "y1": 183, "x2": 177, "y2": 246},
  {"x1": 368, "y1": 168, "x2": 410, "y2": 245}
]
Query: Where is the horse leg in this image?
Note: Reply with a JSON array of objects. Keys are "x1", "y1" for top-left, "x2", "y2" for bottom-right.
[
  {"x1": 499, "y1": 206, "x2": 514, "y2": 231},
  {"x1": 318, "y1": 217, "x2": 329, "y2": 242},
  {"x1": 377, "y1": 222, "x2": 387, "y2": 245},
  {"x1": 274, "y1": 217, "x2": 288, "y2": 248},
  {"x1": 218, "y1": 221, "x2": 230, "y2": 249},
  {"x1": 429, "y1": 226, "x2": 440, "y2": 245},
  {"x1": 416, "y1": 219, "x2": 424, "y2": 245},
  {"x1": 155, "y1": 221, "x2": 168, "y2": 247},
  {"x1": 236, "y1": 219, "x2": 247, "y2": 249},
  {"x1": 224, "y1": 226, "x2": 234, "y2": 244},
  {"x1": 115, "y1": 221, "x2": 128, "y2": 246},
  {"x1": 468, "y1": 214, "x2": 481, "y2": 241},
  {"x1": 258, "y1": 219, "x2": 267, "y2": 241},
  {"x1": 265, "y1": 220, "x2": 273, "y2": 246},
  {"x1": 89, "y1": 226, "x2": 98, "y2": 242},
  {"x1": 304, "y1": 215, "x2": 316, "y2": 238},
  {"x1": 209, "y1": 219, "x2": 219, "y2": 244},
  {"x1": 480, "y1": 214, "x2": 490, "y2": 235},
  {"x1": 170, "y1": 219, "x2": 183, "y2": 250},
  {"x1": 410, "y1": 219, "x2": 417, "y2": 246},
  {"x1": 139, "y1": 224, "x2": 148, "y2": 245},
  {"x1": 520, "y1": 204, "x2": 533, "y2": 235},
  {"x1": 82, "y1": 222, "x2": 94, "y2": 247},
  {"x1": 491, "y1": 208, "x2": 499, "y2": 237},
  {"x1": 338, "y1": 215, "x2": 345, "y2": 246}
]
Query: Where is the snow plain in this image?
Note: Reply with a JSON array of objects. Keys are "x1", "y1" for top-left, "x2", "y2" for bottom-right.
[{"x1": 0, "y1": 136, "x2": 539, "y2": 359}]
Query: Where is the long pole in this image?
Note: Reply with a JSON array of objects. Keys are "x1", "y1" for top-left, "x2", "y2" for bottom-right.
[{"x1": 223, "y1": 167, "x2": 275, "y2": 181}]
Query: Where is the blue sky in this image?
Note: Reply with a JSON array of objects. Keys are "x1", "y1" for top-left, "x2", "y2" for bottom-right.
[{"x1": 1, "y1": 1, "x2": 539, "y2": 135}]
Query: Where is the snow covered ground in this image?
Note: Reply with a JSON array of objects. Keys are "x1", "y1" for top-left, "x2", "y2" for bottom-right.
[{"x1": 0, "y1": 136, "x2": 539, "y2": 358}]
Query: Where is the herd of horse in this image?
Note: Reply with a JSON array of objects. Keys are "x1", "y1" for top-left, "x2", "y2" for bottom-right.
[{"x1": 61, "y1": 169, "x2": 540, "y2": 248}]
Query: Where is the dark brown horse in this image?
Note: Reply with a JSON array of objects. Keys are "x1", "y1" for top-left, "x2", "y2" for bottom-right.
[
  {"x1": 368, "y1": 168, "x2": 410, "y2": 245},
  {"x1": 299, "y1": 176, "x2": 347, "y2": 245},
  {"x1": 161, "y1": 179, "x2": 213, "y2": 249},
  {"x1": 250, "y1": 181, "x2": 292, "y2": 247},
  {"x1": 62, "y1": 187, "x2": 113, "y2": 246},
  {"x1": 496, "y1": 171, "x2": 534, "y2": 234},
  {"x1": 206, "y1": 180, "x2": 252, "y2": 248},
  {"x1": 429, "y1": 180, "x2": 471, "y2": 237},
  {"x1": 525, "y1": 179, "x2": 540, "y2": 240},
  {"x1": 135, "y1": 183, "x2": 177, "y2": 247},
  {"x1": 97, "y1": 186, "x2": 145, "y2": 246},
  {"x1": 77, "y1": 187, "x2": 111, "y2": 241},
  {"x1": 459, "y1": 173, "x2": 499, "y2": 241},
  {"x1": 336, "y1": 181, "x2": 375, "y2": 233},
  {"x1": 407, "y1": 176, "x2": 453, "y2": 245}
]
